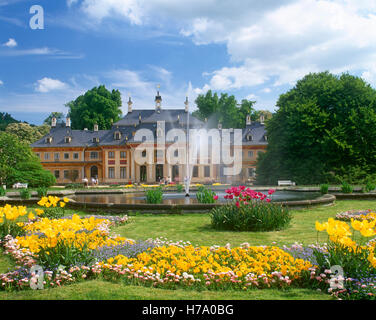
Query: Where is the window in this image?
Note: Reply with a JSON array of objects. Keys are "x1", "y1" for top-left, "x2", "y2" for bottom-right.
[
  {"x1": 90, "y1": 152, "x2": 98, "y2": 159},
  {"x1": 108, "y1": 167, "x2": 115, "y2": 179},
  {"x1": 247, "y1": 134, "x2": 252, "y2": 141},
  {"x1": 142, "y1": 150, "x2": 146, "y2": 158},
  {"x1": 73, "y1": 153, "x2": 79, "y2": 159},
  {"x1": 44, "y1": 153, "x2": 50, "y2": 160},
  {"x1": 120, "y1": 167, "x2": 127, "y2": 179},
  {"x1": 65, "y1": 137, "x2": 71, "y2": 143},
  {"x1": 174, "y1": 150, "x2": 179, "y2": 157},
  {"x1": 93, "y1": 137, "x2": 99, "y2": 143},
  {"x1": 204, "y1": 166, "x2": 210, "y2": 178},
  {"x1": 108, "y1": 151, "x2": 115, "y2": 159},
  {"x1": 248, "y1": 151, "x2": 254, "y2": 158},
  {"x1": 192, "y1": 166, "x2": 199, "y2": 178},
  {"x1": 114, "y1": 132, "x2": 121, "y2": 140},
  {"x1": 64, "y1": 170, "x2": 69, "y2": 179},
  {"x1": 64, "y1": 153, "x2": 69, "y2": 160},
  {"x1": 120, "y1": 151, "x2": 127, "y2": 159},
  {"x1": 54, "y1": 153, "x2": 60, "y2": 161},
  {"x1": 54, "y1": 170, "x2": 60, "y2": 178}
]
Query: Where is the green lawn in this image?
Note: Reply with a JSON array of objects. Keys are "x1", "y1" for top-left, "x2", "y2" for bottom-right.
[
  {"x1": 1, "y1": 199, "x2": 374, "y2": 300},
  {"x1": 112, "y1": 200, "x2": 376, "y2": 247}
]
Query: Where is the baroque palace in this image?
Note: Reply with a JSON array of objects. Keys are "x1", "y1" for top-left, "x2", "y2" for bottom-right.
[{"x1": 31, "y1": 92, "x2": 267, "y2": 185}]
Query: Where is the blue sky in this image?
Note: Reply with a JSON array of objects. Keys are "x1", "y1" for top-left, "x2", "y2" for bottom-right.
[{"x1": 1, "y1": 0, "x2": 376, "y2": 125}]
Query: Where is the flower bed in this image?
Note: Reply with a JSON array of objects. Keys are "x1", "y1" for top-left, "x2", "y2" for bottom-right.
[{"x1": 335, "y1": 209, "x2": 376, "y2": 221}]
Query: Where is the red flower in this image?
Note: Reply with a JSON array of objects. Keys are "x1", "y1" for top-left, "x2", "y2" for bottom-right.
[
  {"x1": 266, "y1": 198, "x2": 271, "y2": 203},
  {"x1": 235, "y1": 201, "x2": 240, "y2": 208},
  {"x1": 213, "y1": 195, "x2": 219, "y2": 201},
  {"x1": 268, "y1": 189, "x2": 276, "y2": 195}
]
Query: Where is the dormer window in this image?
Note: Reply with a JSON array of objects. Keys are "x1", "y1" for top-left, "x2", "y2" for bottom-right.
[
  {"x1": 247, "y1": 134, "x2": 253, "y2": 141},
  {"x1": 65, "y1": 136, "x2": 72, "y2": 143},
  {"x1": 264, "y1": 135, "x2": 268, "y2": 141},
  {"x1": 114, "y1": 131, "x2": 121, "y2": 140},
  {"x1": 45, "y1": 137, "x2": 52, "y2": 144},
  {"x1": 93, "y1": 137, "x2": 99, "y2": 143}
]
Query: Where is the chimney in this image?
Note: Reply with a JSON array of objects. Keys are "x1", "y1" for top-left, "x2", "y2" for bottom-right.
[
  {"x1": 66, "y1": 116, "x2": 71, "y2": 127},
  {"x1": 128, "y1": 96, "x2": 133, "y2": 113},
  {"x1": 184, "y1": 96, "x2": 189, "y2": 113},
  {"x1": 51, "y1": 117, "x2": 57, "y2": 127},
  {"x1": 260, "y1": 114, "x2": 265, "y2": 125},
  {"x1": 94, "y1": 124, "x2": 98, "y2": 132},
  {"x1": 246, "y1": 115, "x2": 251, "y2": 126}
]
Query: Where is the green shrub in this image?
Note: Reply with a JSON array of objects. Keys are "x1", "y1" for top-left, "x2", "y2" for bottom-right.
[
  {"x1": 176, "y1": 184, "x2": 184, "y2": 193},
  {"x1": 145, "y1": 186, "x2": 163, "y2": 204},
  {"x1": 8, "y1": 161, "x2": 56, "y2": 188},
  {"x1": 37, "y1": 187, "x2": 48, "y2": 197},
  {"x1": 210, "y1": 202, "x2": 291, "y2": 231},
  {"x1": 19, "y1": 188, "x2": 31, "y2": 200},
  {"x1": 0, "y1": 187, "x2": 5, "y2": 197},
  {"x1": 341, "y1": 181, "x2": 353, "y2": 193},
  {"x1": 65, "y1": 183, "x2": 84, "y2": 189},
  {"x1": 320, "y1": 184, "x2": 329, "y2": 194},
  {"x1": 365, "y1": 181, "x2": 376, "y2": 193},
  {"x1": 196, "y1": 186, "x2": 217, "y2": 204}
]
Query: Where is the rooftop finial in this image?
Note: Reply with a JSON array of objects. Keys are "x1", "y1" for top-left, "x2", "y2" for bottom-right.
[
  {"x1": 127, "y1": 93, "x2": 133, "y2": 113},
  {"x1": 155, "y1": 84, "x2": 162, "y2": 111}
]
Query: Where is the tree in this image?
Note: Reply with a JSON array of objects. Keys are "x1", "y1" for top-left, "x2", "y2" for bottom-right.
[
  {"x1": 5, "y1": 122, "x2": 50, "y2": 144},
  {"x1": 66, "y1": 85, "x2": 122, "y2": 130},
  {"x1": 43, "y1": 112, "x2": 64, "y2": 125},
  {"x1": 0, "y1": 112, "x2": 19, "y2": 131},
  {"x1": 256, "y1": 71, "x2": 376, "y2": 185},
  {"x1": 192, "y1": 90, "x2": 260, "y2": 128},
  {"x1": 0, "y1": 132, "x2": 55, "y2": 187}
]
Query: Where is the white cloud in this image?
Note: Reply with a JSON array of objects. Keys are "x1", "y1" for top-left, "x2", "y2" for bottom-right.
[
  {"x1": 3, "y1": 38, "x2": 17, "y2": 48},
  {"x1": 0, "y1": 80, "x2": 3, "y2": 86},
  {"x1": 74, "y1": 0, "x2": 376, "y2": 93},
  {"x1": 35, "y1": 78, "x2": 68, "y2": 93}
]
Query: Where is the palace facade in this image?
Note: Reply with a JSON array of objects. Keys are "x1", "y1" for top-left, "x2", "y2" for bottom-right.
[{"x1": 31, "y1": 92, "x2": 267, "y2": 185}]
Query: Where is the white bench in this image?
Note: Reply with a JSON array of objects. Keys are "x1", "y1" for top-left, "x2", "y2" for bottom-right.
[
  {"x1": 12, "y1": 182, "x2": 28, "y2": 189},
  {"x1": 278, "y1": 180, "x2": 296, "y2": 186}
]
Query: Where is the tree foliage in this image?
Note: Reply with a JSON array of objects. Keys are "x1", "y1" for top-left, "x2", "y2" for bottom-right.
[
  {"x1": 0, "y1": 112, "x2": 19, "y2": 131},
  {"x1": 66, "y1": 85, "x2": 122, "y2": 130},
  {"x1": 192, "y1": 90, "x2": 262, "y2": 128},
  {"x1": 5, "y1": 122, "x2": 50, "y2": 144},
  {"x1": 0, "y1": 132, "x2": 55, "y2": 187},
  {"x1": 256, "y1": 72, "x2": 376, "y2": 185}
]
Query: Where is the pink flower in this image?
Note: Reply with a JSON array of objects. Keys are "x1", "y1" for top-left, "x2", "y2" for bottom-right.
[
  {"x1": 235, "y1": 201, "x2": 240, "y2": 208},
  {"x1": 266, "y1": 198, "x2": 271, "y2": 203},
  {"x1": 213, "y1": 195, "x2": 219, "y2": 201},
  {"x1": 268, "y1": 189, "x2": 276, "y2": 195}
]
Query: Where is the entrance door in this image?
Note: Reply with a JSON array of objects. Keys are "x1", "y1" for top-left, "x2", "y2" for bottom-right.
[
  {"x1": 156, "y1": 165, "x2": 163, "y2": 182},
  {"x1": 140, "y1": 165, "x2": 147, "y2": 182},
  {"x1": 90, "y1": 166, "x2": 98, "y2": 179},
  {"x1": 172, "y1": 165, "x2": 179, "y2": 182}
]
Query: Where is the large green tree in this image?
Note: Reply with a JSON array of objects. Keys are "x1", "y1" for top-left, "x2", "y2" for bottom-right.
[
  {"x1": 66, "y1": 85, "x2": 122, "y2": 130},
  {"x1": 5, "y1": 122, "x2": 50, "y2": 144},
  {"x1": 192, "y1": 90, "x2": 260, "y2": 128},
  {"x1": 0, "y1": 132, "x2": 55, "y2": 187},
  {"x1": 0, "y1": 112, "x2": 19, "y2": 131},
  {"x1": 256, "y1": 71, "x2": 376, "y2": 185}
]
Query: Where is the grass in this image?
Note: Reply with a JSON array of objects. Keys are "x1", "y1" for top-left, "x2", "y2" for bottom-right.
[
  {"x1": 0, "y1": 280, "x2": 331, "y2": 300},
  {"x1": 0, "y1": 200, "x2": 374, "y2": 300},
  {"x1": 113, "y1": 200, "x2": 376, "y2": 247}
]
